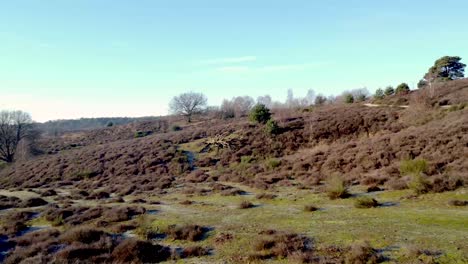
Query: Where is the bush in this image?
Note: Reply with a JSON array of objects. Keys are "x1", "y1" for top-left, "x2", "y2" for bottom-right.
[
  {"x1": 395, "y1": 83, "x2": 410, "y2": 94},
  {"x1": 253, "y1": 232, "x2": 313, "y2": 259},
  {"x1": 180, "y1": 246, "x2": 210, "y2": 258},
  {"x1": 265, "y1": 119, "x2": 280, "y2": 135},
  {"x1": 303, "y1": 205, "x2": 318, "y2": 212},
  {"x1": 344, "y1": 94, "x2": 354, "y2": 104},
  {"x1": 166, "y1": 224, "x2": 207, "y2": 241},
  {"x1": 265, "y1": 158, "x2": 281, "y2": 170},
  {"x1": 256, "y1": 193, "x2": 277, "y2": 200},
  {"x1": 354, "y1": 197, "x2": 380, "y2": 208},
  {"x1": 171, "y1": 125, "x2": 182, "y2": 131},
  {"x1": 111, "y1": 239, "x2": 171, "y2": 263},
  {"x1": 448, "y1": 200, "x2": 468, "y2": 206},
  {"x1": 60, "y1": 227, "x2": 105, "y2": 244},
  {"x1": 399, "y1": 158, "x2": 428, "y2": 176},
  {"x1": 384, "y1": 86, "x2": 395, "y2": 96},
  {"x1": 408, "y1": 174, "x2": 431, "y2": 195},
  {"x1": 346, "y1": 241, "x2": 382, "y2": 264},
  {"x1": 325, "y1": 175, "x2": 350, "y2": 199},
  {"x1": 374, "y1": 88, "x2": 385, "y2": 100},
  {"x1": 134, "y1": 131, "x2": 152, "y2": 138},
  {"x1": 249, "y1": 104, "x2": 271, "y2": 124},
  {"x1": 21, "y1": 197, "x2": 48, "y2": 207},
  {"x1": 238, "y1": 200, "x2": 254, "y2": 209}
]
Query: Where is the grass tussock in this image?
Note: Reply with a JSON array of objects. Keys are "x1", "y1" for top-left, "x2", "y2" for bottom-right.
[
  {"x1": 325, "y1": 175, "x2": 350, "y2": 199},
  {"x1": 238, "y1": 200, "x2": 255, "y2": 209},
  {"x1": 354, "y1": 197, "x2": 380, "y2": 208}
]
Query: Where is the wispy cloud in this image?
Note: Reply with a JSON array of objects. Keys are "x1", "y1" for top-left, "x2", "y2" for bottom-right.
[
  {"x1": 216, "y1": 62, "x2": 331, "y2": 74},
  {"x1": 217, "y1": 66, "x2": 250, "y2": 72},
  {"x1": 200, "y1": 56, "x2": 257, "y2": 65}
]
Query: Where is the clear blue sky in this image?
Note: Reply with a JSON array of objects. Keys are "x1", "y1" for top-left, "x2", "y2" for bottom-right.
[{"x1": 1, "y1": 0, "x2": 467, "y2": 121}]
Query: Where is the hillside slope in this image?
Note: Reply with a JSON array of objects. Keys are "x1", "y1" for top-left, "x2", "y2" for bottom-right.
[{"x1": 1, "y1": 80, "x2": 467, "y2": 194}]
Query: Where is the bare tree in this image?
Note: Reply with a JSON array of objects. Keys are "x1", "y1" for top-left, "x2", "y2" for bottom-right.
[
  {"x1": 169, "y1": 92, "x2": 207, "y2": 122},
  {"x1": 0, "y1": 110, "x2": 34, "y2": 163},
  {"x1": 257, "y1": 95, "x2": 272, "y2": 108}
]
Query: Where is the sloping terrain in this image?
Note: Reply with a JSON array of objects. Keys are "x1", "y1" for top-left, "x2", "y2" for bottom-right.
[{"x1": 0, "y1": 80, "x2": 467, "y2": 263}]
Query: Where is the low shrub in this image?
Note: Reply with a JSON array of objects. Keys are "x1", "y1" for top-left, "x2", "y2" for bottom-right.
[
  {"x1": 408, "y1": 174, "x2": 431, "y2": 195},
  {"x1": 220, "y1": 188, "x2": 245, "y2": 196},
  {"x1": 448, "y1": 200, "x2": 468, "y2": 206},
  {"x1": 134, "y1": 131, "x2": 152, "y2": 138},
  {"x1": 253, "y1": 232, "x2": 314, "y2": 260},
  {"x1": 171, "y1": 125, "x2": 182, "y2": 131},
  {"x1": 265, "y1": 158, "x2": 281, "y2": 170},
  {"x1": 256, "y1": 193, "x2": 277, "y2": 200},
  {"x1": 346, "y1": 241, "x2": 382, "y2": 264},
  {"x1": 41, "y1": 189, "x2": 57, "y2": 197},
  {"x1": 325, "y1": 175, "x2": 350, "y2": 200},
  {"x1": 265, "y1": 119, "x2": 280, "y2": 135},
  {"x1": 134, "y1": 215, "x2": 156, "y2": 240},
  {"x1": 0, "y1": 195, "x2": 21, "y2": 209},
  {"x1": 180, "y1": 246, "x2": 210, "y2": 258},
  {"x1": 179, "y1": 200, "x2": 194, "y2": 205},
  {"x1": 21, "y1": 197, "x2": 48, "y2": 207},
  {"x1": 366, "y1": 185, "x2": 382, "y2": 192},
  {"x1": 249, "y1": 104, "x2": 272, "y2": 124},
  {"x1": 399, "y1": 158, "x2": 428, "y2": 176},
  {"x1": 60, "y1": 227, "x2": 105, "y2": 244},
  {"x1": 354, "y1": 197, "x2": 380, "y2": 208},
  {"x1": 111, "y1": 239, "x2": 171, "y2": 263},
  {"x1": 103, "y1": 206, "x2": 146, "y2": 223},
  {"x1": 304, "y1": 205, "x2": 319, "y2": 212},
  {"x1": 166, "y1": 224, "x2": 207, "y2": 241},
  {"x1": 238, "y1": 200, "x2": 254, "y2": 209},
  {"x1": 214, "y1": 232, "x2": 234, "y2": 245}
]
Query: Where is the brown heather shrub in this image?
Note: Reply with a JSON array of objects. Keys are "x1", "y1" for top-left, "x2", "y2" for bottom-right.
[
  {"x1": 20, "y1": 197, "x2": 48, "y2": 207},
  {"x1": 214, "y1": 232, "x2": 234, "y2": 245},
  {"x1": 448, "y1": 200, "x2": 468, "y2": 206},
  {"x1": 385, "y1": 177, "x2": 409, "y2": 190},
  {"x1": 403, "y1": 245, "x2": 441, "y2": 264},
  {"x1": 103, "y1": 206, "x2": 146, "y2": 222},
  {"x1": 253, "y1": 232, "x2": 314, "y2": 260},
  {"x1": 346, "y1": 241, "x2": 382, "y2": 264},
  {"x1": 55, "y1": 245, "x2": 110, "y2": 262},
  {"x1": 304, "y1": 205, "x2": 319, "y2": 212},
  {"x1": 87, "y1": 191, "x2": 110, "y2": 200},
  {"x1": 65, "y1": 206, "x2": 105, "y2": 226},
  {"x1": 220, "y1": 188, "x2": 245, "y2": 196},
  {"x1": 180, "y1": 246, "x2": 210, "y2": 258},
  {"x1": 238, "y1": 200, "x2": 254, "y2": 209},
  {"x1": 256, "y1": 193, "x2": 277, "y2": 200},
  {"x1": 165, "y1": 224, "x2": 208, "y2": 241},
  {"x1": 0, "y1": 195, "x2": 21, "y2": 209},
  {"x1": 366, "y1": 185, "x2": 382, "y2": 192},
  {"x1": 1, "y1": 221, "x2": 28, "y2": 236},
  {"x1": 186, "y1": 170, "x2": 210, "y2": 183},
  {"x1": 60, "y1": 227, "x2": 106, "y2": 244},
  {"x1": 40, "y1": 189, "x2": 57, "y2": 197},
  {"x1": 179, "y1": 200, "x2": 194, "y2": 205},
  {"x1": 13, "y1": 229, "x2": 61, "y2": 247}
]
